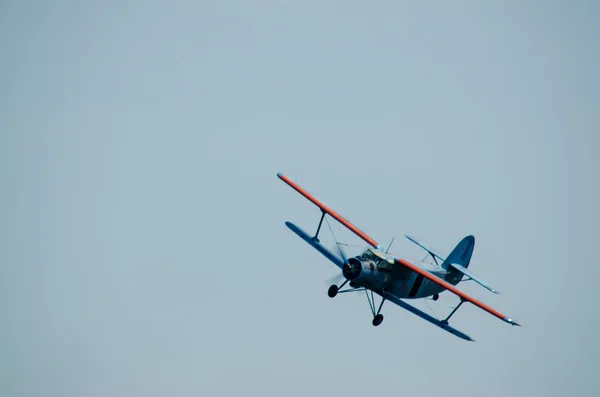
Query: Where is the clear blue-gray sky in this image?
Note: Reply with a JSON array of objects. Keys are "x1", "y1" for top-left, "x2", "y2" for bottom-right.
[{"x1": 1, "y1": 1, "x2": 598, "y2": 396}]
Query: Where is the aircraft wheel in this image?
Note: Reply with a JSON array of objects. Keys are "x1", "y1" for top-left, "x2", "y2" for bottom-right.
[
  {"x1": 372, "y1": 314, "x2": 384, "y2": 326},
  {"x1": 433, "y1": 294, "x2": 439, "y2": 301},
  {"x1": 328, "y1": 285, "x2": 339, "y2": 298}
]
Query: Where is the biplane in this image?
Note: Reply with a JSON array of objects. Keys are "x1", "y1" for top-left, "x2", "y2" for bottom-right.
[{"x1": 277, "y1": 173, "x2": 520, "y2": 341}]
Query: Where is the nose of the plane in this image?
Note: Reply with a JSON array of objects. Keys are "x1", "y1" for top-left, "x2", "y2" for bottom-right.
[{"x1": 342, "y1": 258, "x2": 362, "y2": 280}]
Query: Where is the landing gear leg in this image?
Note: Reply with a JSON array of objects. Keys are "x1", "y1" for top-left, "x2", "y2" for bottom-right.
[
  {"x1": 328, "y1": 279, "x2": 348, "y2": 298},
  {"x1": 366, "y1": 290, "x2": 386, "y2": 326}
]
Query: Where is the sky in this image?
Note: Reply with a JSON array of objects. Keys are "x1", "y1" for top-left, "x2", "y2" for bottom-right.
[{"x1": 1, "y1": 1, "x2": 598, "y2": 396}]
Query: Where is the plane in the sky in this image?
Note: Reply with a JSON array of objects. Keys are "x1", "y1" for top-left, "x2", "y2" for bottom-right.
[{"x1": 278, "y1": 173, "x2": 521, "y2": 341}]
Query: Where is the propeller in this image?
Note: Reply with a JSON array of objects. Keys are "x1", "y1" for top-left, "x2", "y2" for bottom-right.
[
  {"x1": 336, "y1": 241, "x2": 349, "y2": 264},
  {"x1": 325, "y1": 241, "x2": 349, "y2": 286},
  {"x1": 325, "y1": 273, "x2": 345, "y2": 286}
]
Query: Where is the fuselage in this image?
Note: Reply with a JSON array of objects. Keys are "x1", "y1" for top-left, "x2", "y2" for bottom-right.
[{"x1": 343, "y1": 248, "x2": 461, "y2": 299}]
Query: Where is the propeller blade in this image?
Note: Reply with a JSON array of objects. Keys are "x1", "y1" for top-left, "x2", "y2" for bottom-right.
[
  {"x1": 335, "y1": 242, "x2": 348, "y2": 263},
  {"x1": 325, "y1": 273, "x2": 344, "y2": 286}
]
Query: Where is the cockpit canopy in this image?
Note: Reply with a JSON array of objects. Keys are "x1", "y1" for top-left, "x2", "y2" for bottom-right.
[{"x1": 358, "y1": 248, "x2": 394, "y2": 271}]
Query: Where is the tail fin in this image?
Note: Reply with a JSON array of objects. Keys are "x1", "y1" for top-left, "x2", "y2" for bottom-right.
[
  {"x1": 442, "y1": 236, "x2": 500, "y2": 293},
  {"x1": 441, "y1": 235, "x2": 475, "y2": 271}
]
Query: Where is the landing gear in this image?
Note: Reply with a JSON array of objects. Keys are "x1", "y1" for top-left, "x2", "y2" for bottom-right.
[
  {"x1": 366, "y1": 289, "x2": 386, "y2": 327},
  {"x1": 328, "y1": 285, "x2": 338, "y2": 298},
  {"x1": 372, "y1": 314, "x2": 384, "y2": 326},
  {"x1": 328, "y1": 279, "x2": 348, "y2": 298},
  {"x1": 433, "y1": 293, "x2": 439, "y2": 301},
  {"x1": 326, "y1": 281, "x2": 386, "y2": 327}
]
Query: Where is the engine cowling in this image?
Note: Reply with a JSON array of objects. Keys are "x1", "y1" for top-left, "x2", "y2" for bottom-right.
[
  {"x1": 342, "y1": 257, "x2": 390, "y2": 289},
  {"x1": 343, "y1": 257, "x2": 377, "y2": 281}
]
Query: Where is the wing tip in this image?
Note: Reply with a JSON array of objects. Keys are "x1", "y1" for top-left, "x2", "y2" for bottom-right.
[
  {"x1": 503, "y1": 317, "x2": 522, "y2": 327},
  {"x1": 441, "y1": 323, "x2": 476, "y2": 341}
]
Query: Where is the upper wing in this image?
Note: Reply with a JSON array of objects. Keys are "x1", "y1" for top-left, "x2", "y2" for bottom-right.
[
  {"x1": 277, "y1": 173, "x2": 379, "y2": 248},
  {"x1": 395, "y1": 258, "x2": 520, "y2": 326}
]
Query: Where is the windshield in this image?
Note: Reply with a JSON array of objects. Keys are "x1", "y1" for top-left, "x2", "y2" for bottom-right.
[{"x1": 359, "y1": 249, "x2": 378, "y2": 262}]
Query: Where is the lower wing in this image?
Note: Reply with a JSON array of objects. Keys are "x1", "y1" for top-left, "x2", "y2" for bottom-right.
[
  {"x1": 383, "y1": 292, "x2": 474, "y2": 341},
  {"x1": 285, "y1": 221, "x2": 344, "y2": 269},
  {"x1": 395, "y1": 258, "x2": 520, "y2": 326}
]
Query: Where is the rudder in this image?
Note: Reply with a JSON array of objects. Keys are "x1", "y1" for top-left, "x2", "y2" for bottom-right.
[{"x1": 441, "y1": 235, "x2": 475, "y2": 271}]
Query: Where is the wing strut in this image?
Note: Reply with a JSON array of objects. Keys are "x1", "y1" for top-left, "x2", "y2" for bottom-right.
[
  {"x1": 442, "y1": 299, "x2": 465, "y2": 324},
  {"x1": 314, "y1": 211, "x2": 326, "y2": 241}
]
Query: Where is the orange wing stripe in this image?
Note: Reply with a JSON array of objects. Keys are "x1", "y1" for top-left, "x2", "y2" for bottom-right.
[
  {"x1": 396, "y1": 259, "x2": 507, "y2": 321},
  {"x1": 278, "y1": 173, "x2": 379, "y2": 248}
]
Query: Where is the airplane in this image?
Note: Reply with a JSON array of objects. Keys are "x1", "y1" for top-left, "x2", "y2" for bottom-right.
[{"x1": 277, "y1": 173, "x2": 520, "y2": 341}]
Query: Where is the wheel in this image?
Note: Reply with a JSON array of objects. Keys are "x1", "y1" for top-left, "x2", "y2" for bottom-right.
[
  {"x1": 433, "y1": 293, "x2": 439, "y2": 301},
  {"x1": 328, "y1": 285, "x2": 339, "y2": 298},
  {"x1": 372, "y1": 314, "x2": 384, "y2": 326}
]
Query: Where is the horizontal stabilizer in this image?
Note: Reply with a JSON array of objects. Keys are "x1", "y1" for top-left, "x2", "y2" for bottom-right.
[
  {"x1": 285, "y1": 221, "x2": 345, "y2": 269},
  {"x1": 383, "y1": 292, "x2": 474, "y2": 341},
  {"x1": 449, "y1": 263, "x2": 500, "y2": 294},
  {"x1": 405, "y1": 235, "x2": 446, "y2": 262}
]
